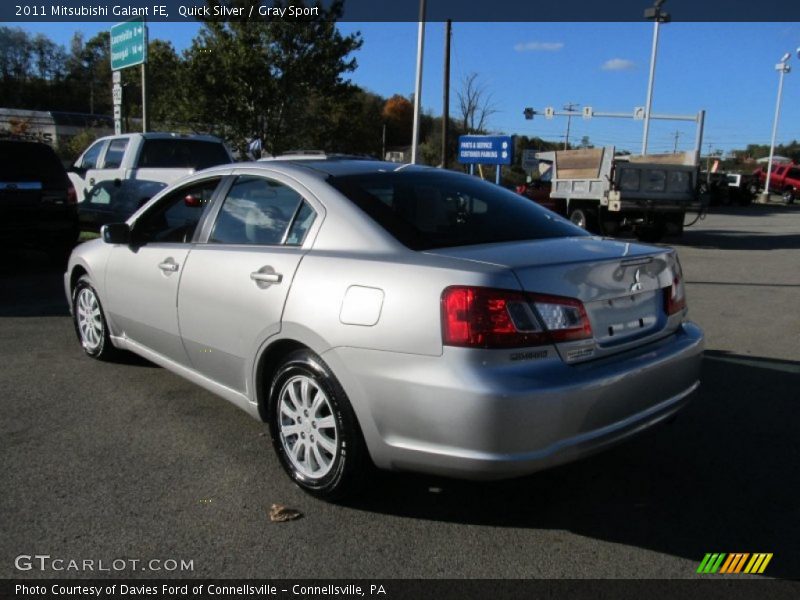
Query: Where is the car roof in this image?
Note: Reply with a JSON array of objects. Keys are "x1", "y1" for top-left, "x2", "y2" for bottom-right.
[
  {"x1": 0, "y1": 139, "x2": 54, "y2": 148},
  {"x1": 96, "y1": 132, "x2": 223, "y2": 143},
  {"x1": 229, "y1": 158, "x2": 433, "y2": 179}
]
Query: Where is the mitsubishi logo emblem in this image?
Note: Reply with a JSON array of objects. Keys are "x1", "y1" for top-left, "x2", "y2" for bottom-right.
[{"x1": 630, "y1": 268, "x2": 643, "y2": 293}]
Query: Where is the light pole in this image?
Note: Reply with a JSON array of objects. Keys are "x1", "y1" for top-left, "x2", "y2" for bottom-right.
[
  {"x1": 410, "y1": 0, "x2": 426, "y2": 164},
  {"x1": 760, "y1": 49, "x2": 799, "y2": 203},
  {"x1": 642, "y1": 0, "x2": 670, "y2": 156}
]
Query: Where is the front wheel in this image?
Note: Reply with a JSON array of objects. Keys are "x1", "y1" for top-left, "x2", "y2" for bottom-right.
[
  {"x1": 782, "y1": 189, "x2": 795, "y2": 205},
  {"x1": 72, "y1": 275, "x2": 117, "y2": 360},
  {"x1": 268, "y1": 350, "x2": 367, "y2": 501}
]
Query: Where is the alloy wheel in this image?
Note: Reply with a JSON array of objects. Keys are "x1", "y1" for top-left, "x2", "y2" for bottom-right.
[
  {"x1": 76, "y1": 287, "x2": 104, "y2": 352},
  {"x1": 278, "y1": 375, "x2": 339, "y2": 480}
]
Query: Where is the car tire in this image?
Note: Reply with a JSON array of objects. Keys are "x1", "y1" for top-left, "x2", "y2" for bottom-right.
[
  {"x1": 782, "y1": 189, "x2": 794, "y2": 205},
  {"x1": 72, "y1": 275, "x2": 117, "y2": 360},
  {"x1": 268, "y1": 349, "x2": 367, "y2": 501},
  {"x1": 569, "y1": 207, "x2": 598, "y2": 233}
]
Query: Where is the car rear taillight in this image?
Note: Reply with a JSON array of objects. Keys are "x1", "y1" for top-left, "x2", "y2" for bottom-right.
[
  {"x1": 663, "y1": 274, "x2": 686, "y2": 315},
  {"x1": 67, "y1": 185, "x2": 77, "y2": 205},
  {"x1": 528, "y1": 293, "x2": 593, "y2": 343},
  {"x1": 441, "y1": 286, "x2": 592, "y2": 349},
  {"x1": 663, "y1": 260, "x2": 687, "y2": 315}
]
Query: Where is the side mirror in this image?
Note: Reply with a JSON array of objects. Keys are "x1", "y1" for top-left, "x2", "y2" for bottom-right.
[
  {"x1": 101, "y1": 223, "x2": 130, "y2": 245},
  {"x1": 70, "y1": 164, "x2": 86, "y2": 177}
]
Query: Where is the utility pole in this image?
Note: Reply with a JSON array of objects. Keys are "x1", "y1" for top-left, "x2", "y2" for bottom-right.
[
  {"x1": 672, "y1": 130, "x2": 681, "y2": 153},
  {"x1": 563, "y1": 102, "x2": 579, "y2": 150},
  {"x1": 441, "y1": 19, "x2": 452, "y2": 169}
]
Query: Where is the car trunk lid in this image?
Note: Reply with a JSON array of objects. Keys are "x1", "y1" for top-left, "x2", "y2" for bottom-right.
[{"x1": 427, "y1": 237, "x2": 684, "y2": 362}]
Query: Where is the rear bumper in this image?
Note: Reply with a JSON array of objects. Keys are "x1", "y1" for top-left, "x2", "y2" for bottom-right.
[{"x1": 324, "y1": 322, "x2": 703, "y2": 480}]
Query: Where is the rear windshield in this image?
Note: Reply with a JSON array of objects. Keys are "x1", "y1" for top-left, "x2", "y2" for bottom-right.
[
  {"x1": 329, "y1": 171, "x2": 587, "y2": 251},
  {"x1": 0, "y1": 141, "x2": 67, "y2": 187},
  {"x1": 138, "y1": 139, "x2": 231, "y2": 169}
]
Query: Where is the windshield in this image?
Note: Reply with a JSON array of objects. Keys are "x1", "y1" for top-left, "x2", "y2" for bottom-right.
[{"x1": 329, "y1": 170, "x2": 587, "y2": 251}]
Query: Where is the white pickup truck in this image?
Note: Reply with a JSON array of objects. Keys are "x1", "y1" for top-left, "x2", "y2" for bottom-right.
[{"x1": 68, "y1": 132, "x2": 233, "y2": 231}]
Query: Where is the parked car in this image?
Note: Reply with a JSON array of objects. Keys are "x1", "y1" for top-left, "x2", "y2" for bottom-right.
[
  {"x1": 68, "y1": 132, "x2": 233, "y2": 231},
  {"x1": 65, "y1": 158, "x2": 703, "y2": 499},
  {"x1": 1, "y1": 139, "x2": 78, "y2": 260},
  {"x1": 752, "y1": 162, "x2": 799, "y2": 204}
]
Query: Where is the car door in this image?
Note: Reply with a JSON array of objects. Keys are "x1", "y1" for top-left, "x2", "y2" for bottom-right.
[
  {"x1": 80, "y1": 137, "x2": 134, "y2": 227},
  {"x1": 68, "y1": 139, "x2": 108, "y2": 202},
  {"x1": 177, "y1": 172, "x2": 320, "y2": 393},
  {"x1": 103, "y1": 176, "x2": 225, "y2": 365}
]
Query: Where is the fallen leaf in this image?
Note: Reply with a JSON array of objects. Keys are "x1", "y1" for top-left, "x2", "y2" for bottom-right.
[{"x1": 269, "y1": 503, "x2": 303, "y2": 522}]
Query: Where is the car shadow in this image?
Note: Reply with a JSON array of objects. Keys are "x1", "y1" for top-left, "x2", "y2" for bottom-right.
[
  {"x1": 0, "y1": 248, "x2": 70, "y2": 317},
  {"x1": 347, "y1": 352, "x2": 799, "y2": 579},
  {"x1": 0, "y1": 251, "x2": 158, "y2": 368},
  {"x1": 677, "y1": 230, "x2": 800, "y2": 251},
  {"x1": 704, "y1": 204, "x2": 798, "y2": 218}
]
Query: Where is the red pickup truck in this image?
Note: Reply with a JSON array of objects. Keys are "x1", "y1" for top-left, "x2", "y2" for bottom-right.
[{"x1": 753, "y1": 162, "x2": 799, "y2": 203}]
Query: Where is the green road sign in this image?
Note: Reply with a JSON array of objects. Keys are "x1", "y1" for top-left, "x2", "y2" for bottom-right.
[{"x1": 110, "y1": 19, "x2": 147, "y2": 71}]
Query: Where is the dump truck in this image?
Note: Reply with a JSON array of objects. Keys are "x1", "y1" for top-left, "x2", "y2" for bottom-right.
[{"x1": 533, "y1": 146, "x2": 702, "y2": 242}]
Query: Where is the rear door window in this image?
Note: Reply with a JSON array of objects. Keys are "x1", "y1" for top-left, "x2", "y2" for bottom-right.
[
  {"x1": 209, "y1": 175, "x2": 307, "y2": 245},
  {"x1": 101, "y1": 138, "x2": 128, "y2": 169}
]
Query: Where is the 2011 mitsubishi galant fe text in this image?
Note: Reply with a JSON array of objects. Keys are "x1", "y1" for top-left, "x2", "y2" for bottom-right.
[{"x1": 65, "y1": 158, "x2": 703, "y2": 500}]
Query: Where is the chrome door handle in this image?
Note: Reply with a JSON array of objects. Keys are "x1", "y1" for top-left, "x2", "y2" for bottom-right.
[
  {"x1": 250, "y1": 271, "x2": 282, "y2": 284},
  {"x1": 158, "y1": 260, "x2": 179, "y2": 273}
]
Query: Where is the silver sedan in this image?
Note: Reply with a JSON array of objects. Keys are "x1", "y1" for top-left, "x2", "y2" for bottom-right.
[{"x1": 65, "y1": 158, "x2": 703, "y2": 500}]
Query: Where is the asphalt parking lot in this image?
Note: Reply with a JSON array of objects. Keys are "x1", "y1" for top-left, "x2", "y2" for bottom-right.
[{"x1": 1, "y1": 204, "x2": 798, "y2": 580}]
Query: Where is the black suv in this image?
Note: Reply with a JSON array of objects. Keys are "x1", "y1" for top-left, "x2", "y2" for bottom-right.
[{"x1": 0, "y1": 140, "x2": 79, "y2": 259}]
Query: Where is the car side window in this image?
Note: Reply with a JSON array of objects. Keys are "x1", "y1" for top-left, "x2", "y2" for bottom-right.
[
  {"x1": 133, "y1": 178, "x2": 221, "y2": 245},
  {"x1": 788, "y1": 168, "x2": 800, "y2": 180},
  {"x1": 78, "y1": 140, "x2": 107, "y2": 170},
  {"x1": 101, "y1": 138, "x2": 128, "y2": 169},
  {"x1": 210, "y1": 175, "x2": 309, "y2": 246},
  {"x1": 285, "y1": 201, "x2": 317, "y2": 246}
]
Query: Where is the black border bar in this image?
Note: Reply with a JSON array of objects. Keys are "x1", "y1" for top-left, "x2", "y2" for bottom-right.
[
  {"x1": 3, "y1": 0, "x2": 800, "y2": 22},
  {"x1": 3, "y1": 579, "x2": 800, "y2": 600}
]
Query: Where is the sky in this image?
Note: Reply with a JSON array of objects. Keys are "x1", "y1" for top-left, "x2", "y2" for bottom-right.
[{"x1": 17, "y1": 20, "x2": 800, "y2": 155}]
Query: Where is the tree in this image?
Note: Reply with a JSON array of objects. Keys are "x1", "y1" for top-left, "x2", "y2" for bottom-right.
[
  {"x1": 316, "y1": 87, "x2": 385, "y2": 156},
  {"x1": 65, "y1": 32, "x2": 112, "y2": 114},
  {"x1": 457, "y1": 72, "x2": 497, "y2": 134},
  {"x1": 382, "y1": 94, "x2": 414, "y2": 147},
  {"x1": 181, "y1": 0, "x2": 362, "y2": 155}
]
